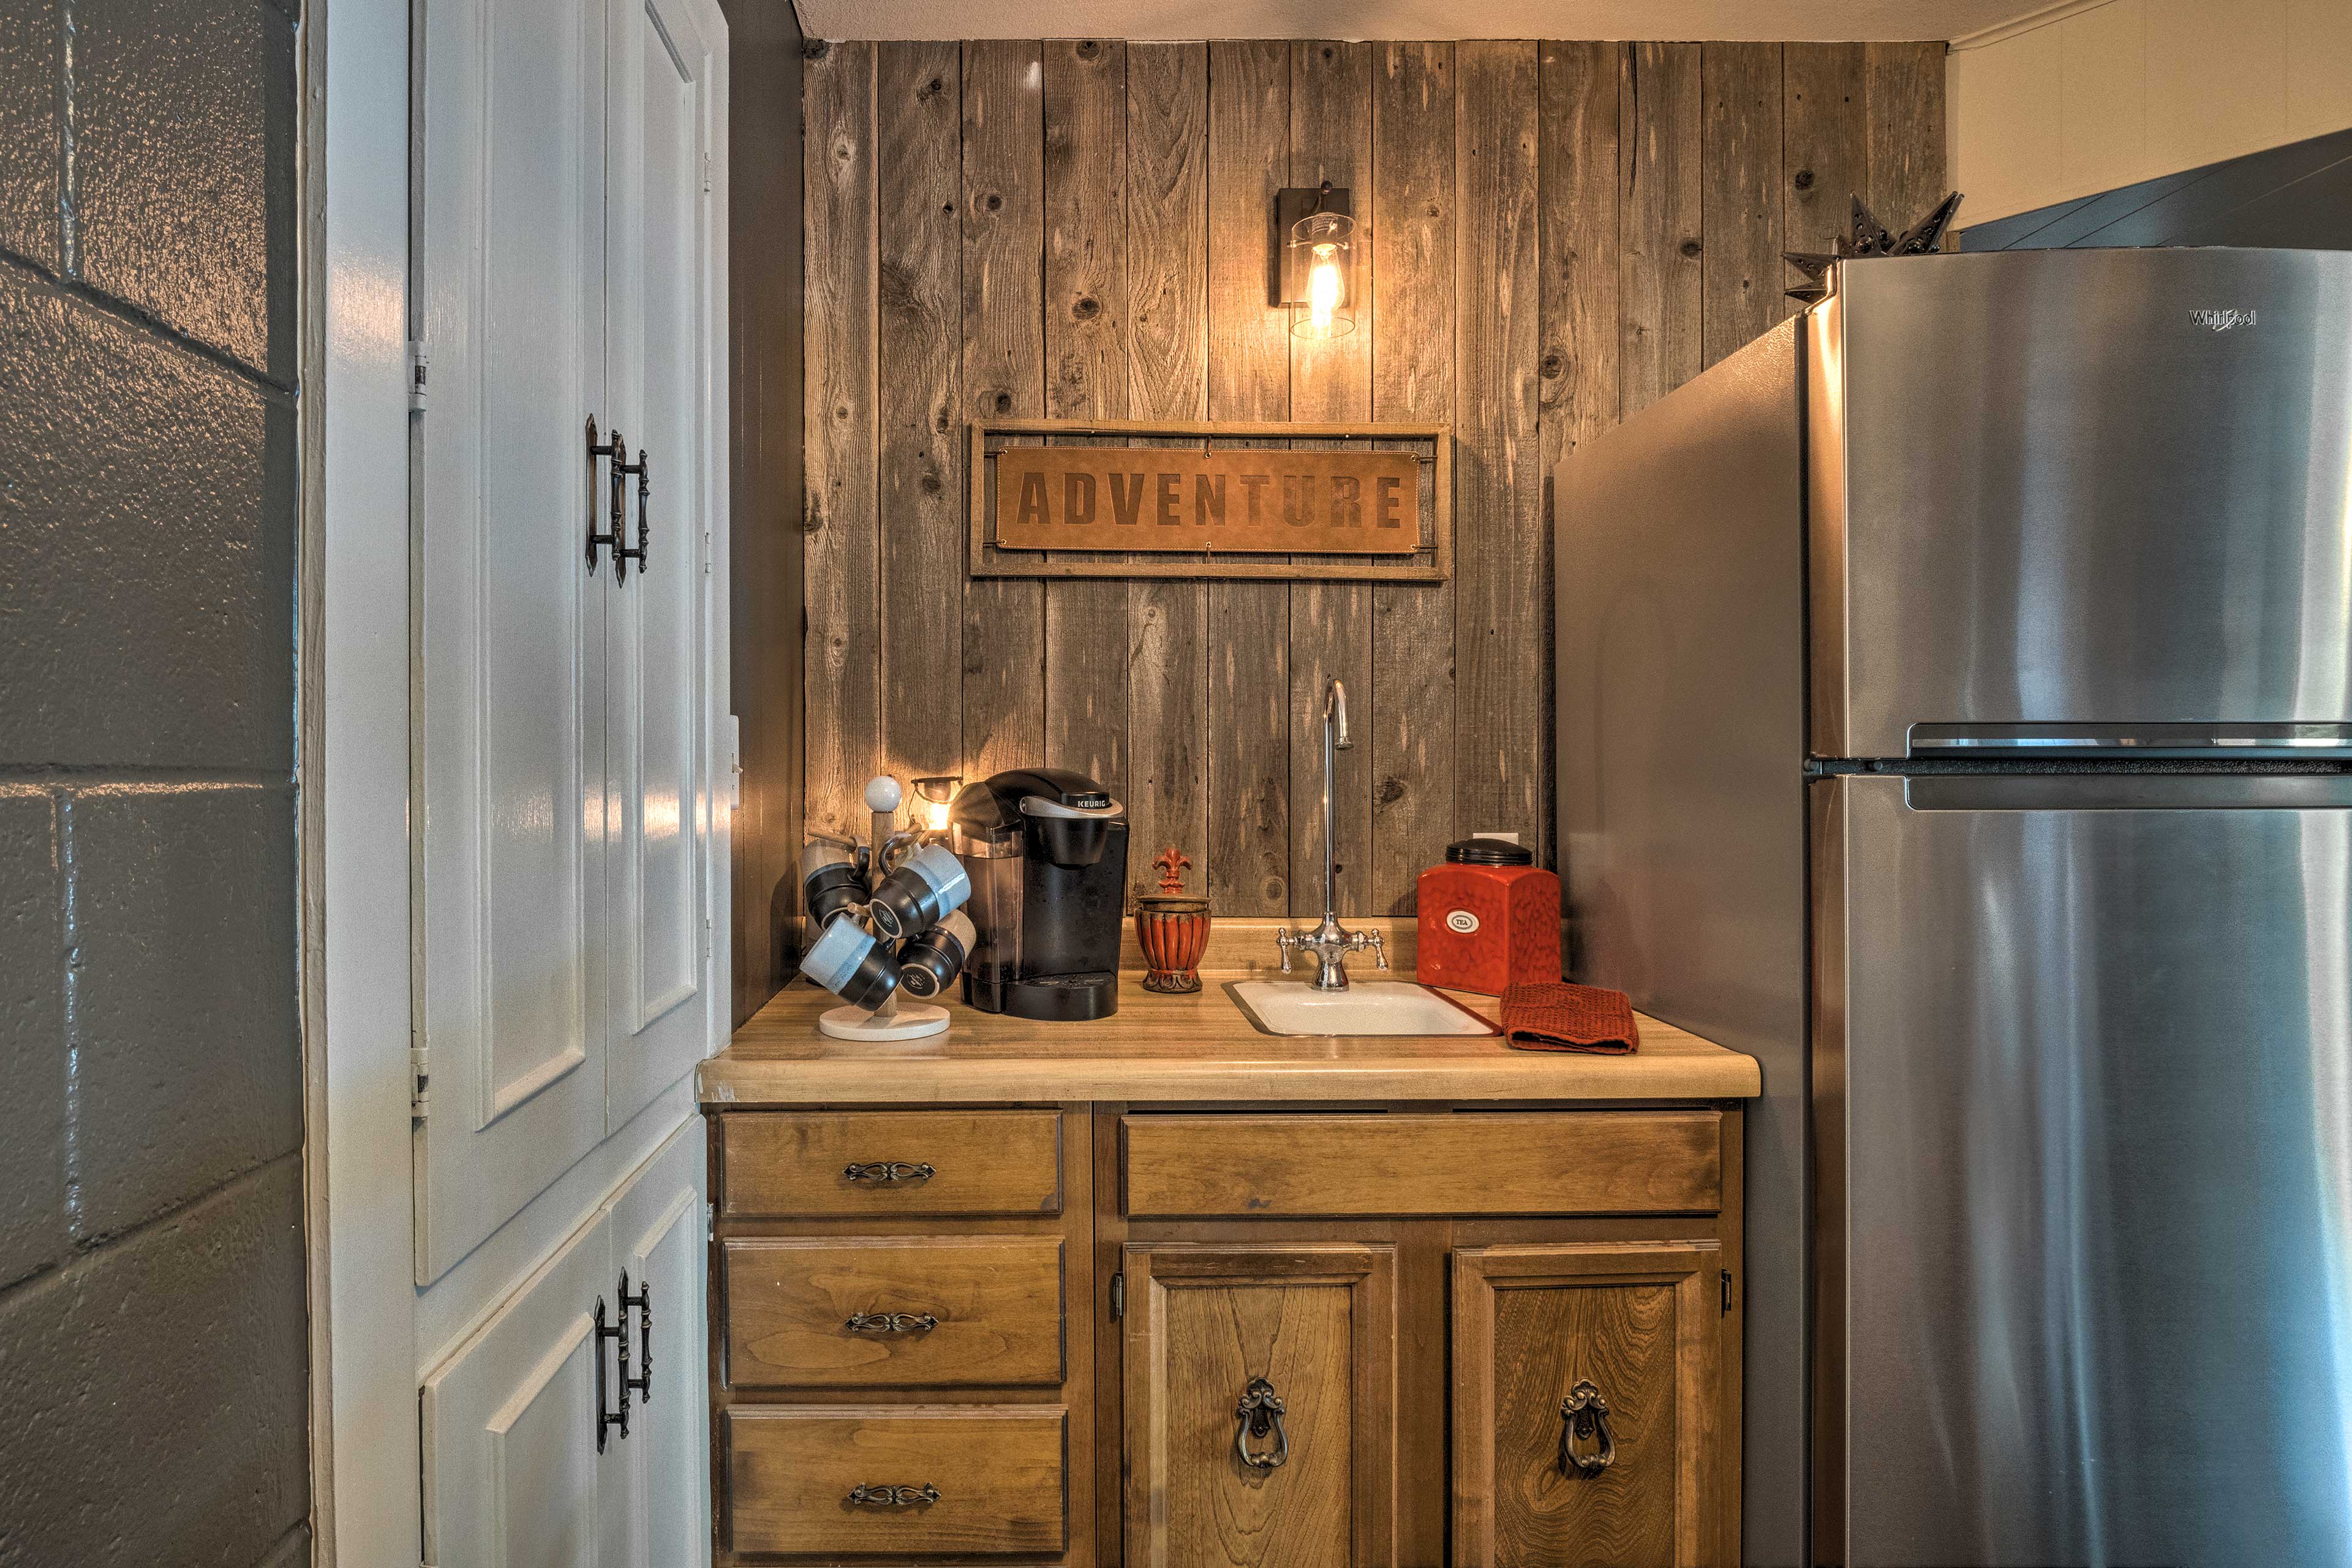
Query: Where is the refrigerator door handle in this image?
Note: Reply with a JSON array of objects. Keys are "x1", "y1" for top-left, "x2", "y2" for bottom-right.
[
  {"x1": 1904, "y1": 774, "x2": 2352, "y2": 812},
  {"x1": 1907, "y1": 721, "x2": 2352, "y2": 760}
]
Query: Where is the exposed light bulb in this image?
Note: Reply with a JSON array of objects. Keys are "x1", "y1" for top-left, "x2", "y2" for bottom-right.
[
  {"x1": 927, "y1": 799, "x2": 950, "y2": 832},
  {"x1": 1308, "y1": 242, "x2": 1341, "y2": 335}
]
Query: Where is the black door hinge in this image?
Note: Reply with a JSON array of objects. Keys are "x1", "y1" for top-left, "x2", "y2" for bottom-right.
[
  {"x1": 1722, "y1": 1269, "x2": 1734, "y2": 1314},
  {"x1": 1110, "y1": 1271, "x2": 1125, "y2": 1321}
]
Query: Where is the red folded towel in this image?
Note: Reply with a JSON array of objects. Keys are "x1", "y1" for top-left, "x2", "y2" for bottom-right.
[{"x1": 1499, "y1": 982, "x2": 1640, "y2": 1054}]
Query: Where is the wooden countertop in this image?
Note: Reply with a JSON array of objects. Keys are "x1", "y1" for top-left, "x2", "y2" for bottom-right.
[{"x1": 700, "y1": 975, "x2": 1760, "y2": 1106}]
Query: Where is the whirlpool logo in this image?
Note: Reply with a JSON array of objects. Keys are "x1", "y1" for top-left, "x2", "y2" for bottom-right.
[{"x1": 2190, "y1": 307, "x2": 2259, "y2": 332}]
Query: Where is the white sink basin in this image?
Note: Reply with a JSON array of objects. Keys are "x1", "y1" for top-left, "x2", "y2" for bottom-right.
[{"x1": 1227, "y1": 980, "x2": 1498, "y2": 1038}]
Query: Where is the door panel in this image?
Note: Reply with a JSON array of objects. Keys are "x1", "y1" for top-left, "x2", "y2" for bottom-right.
[
  {"x1": 1121, "y1": 1243, "x2": 1396, "y2": 1568},
  {"x1": 609, "y1": 1118, "x2": 710, "y2": 1568},
  {"x1": 1820, "y1": 774, "x2": 2352, "y2": 1566},
  {"x1": 422, "y1": 1210, "x2": 619, "y2": 1568},
  {"x1": 1812, "y1": 250, "x2": 2352, "y2": 756},
  {"x1": 604, "y1": 0, "x2": 717, "y2": 1131},
  {"x1": 1452, "y1": 1244, "x2": 1724, "y2": 1568},
  {"x1": 418, "y1": 0, "x2": 611, "y2": 1284}
]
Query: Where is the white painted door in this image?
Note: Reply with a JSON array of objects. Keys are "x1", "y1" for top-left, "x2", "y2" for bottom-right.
[
  {"x1": 607, "y1": 1120, "x2": 710, "y2": 1568},
  {"x1": 421, "y1": 1208, "x2": 621, "y2": 1568},
  {"x1": 417, "y1": 0, "x2": 613, "y2": 1283},
  {"x1": 601, "y1": 0, "x2": 724, "y2": 1132},
  {"x1": 423, "y1": 1120, "x2": 709, "y2": 1568}
]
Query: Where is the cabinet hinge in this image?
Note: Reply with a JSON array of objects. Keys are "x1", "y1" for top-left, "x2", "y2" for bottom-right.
[
  {"x1": 410, "y1": 1045, "x2": 431, "y2": 1118},
  {"x1": 703, "y1": 528, "x2": 713, "y2": 576},
  {"x1": 407, "y1": 339, "x2": 430, "y2": 413},
  {"x1": 703, "y1": 153, "x2": 712, "y2": 194},
  {"x1": 1109, "y1": 1271, "x2": 1125, "y2": 1321},
  {"x1": 1722, "y1": 1269, "x2": 1733, "y2": 1314}
]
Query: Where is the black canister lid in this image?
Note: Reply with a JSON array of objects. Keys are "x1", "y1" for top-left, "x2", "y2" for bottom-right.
[{"x1": 1445, "y1": 835, "x2": 1534, "y2": 867}]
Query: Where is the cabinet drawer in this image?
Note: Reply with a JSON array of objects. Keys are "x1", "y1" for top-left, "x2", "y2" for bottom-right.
[
  {"x1": 725, "y1": 1405, "x2": 1068, "y2": 1557},
  {"x1": 719, "y1": 1110, "x2": 1062, "y2": 1218},
  {"x1": 725, "y1": 1235, "x2": 1065, "y2": 1387},
  {"x1": 1121, "y1": 1110, "x2": 1721, "y2": 1217}
]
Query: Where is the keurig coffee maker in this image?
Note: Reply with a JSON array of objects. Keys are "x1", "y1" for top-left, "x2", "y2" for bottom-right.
[{"x1": 949, "y1": 768, "x2": 1129, "y2": 1020}]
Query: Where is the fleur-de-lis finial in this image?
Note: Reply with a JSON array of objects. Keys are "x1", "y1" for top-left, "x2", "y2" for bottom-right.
[{"x1": 1152, "y1": 846, "x2": 1191, "y2": 895}]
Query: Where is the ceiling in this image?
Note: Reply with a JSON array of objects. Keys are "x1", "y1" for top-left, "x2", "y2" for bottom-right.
[{"x1": 792, "y1": 0, "x2": 2056, "y2": 43}]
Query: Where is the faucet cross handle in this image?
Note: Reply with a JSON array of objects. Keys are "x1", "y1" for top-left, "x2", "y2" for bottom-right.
[
  {"x1": 1275, "y1": 929, "x2": 1298, "y2": 974},
  {"x1": 1362, "y1": 929, "x2": 1389, "y2": 971}
]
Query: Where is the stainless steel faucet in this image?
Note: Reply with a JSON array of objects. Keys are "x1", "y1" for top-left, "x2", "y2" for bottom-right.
[{"x1": 1276, "y1": 679, "x2": 1388, "y2": 990}]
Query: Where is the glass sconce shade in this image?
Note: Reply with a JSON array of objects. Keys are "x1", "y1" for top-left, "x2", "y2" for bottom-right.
[{"x1": 1288, "y1": 209, "x2": 1355, "y2": 341}]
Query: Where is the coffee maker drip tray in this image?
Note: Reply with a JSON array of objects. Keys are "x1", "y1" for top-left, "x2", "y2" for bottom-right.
[{"x1": 963, "y1": 968, "x2": 1120, "y2": 1022}]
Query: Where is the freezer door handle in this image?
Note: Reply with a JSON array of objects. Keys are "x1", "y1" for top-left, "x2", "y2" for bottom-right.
[{"x1": 1904, "y1": 774, "x2": 2352, "y2": 812}]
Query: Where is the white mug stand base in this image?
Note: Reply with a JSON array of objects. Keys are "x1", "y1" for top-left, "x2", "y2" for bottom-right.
[{"x1": 818, "y1": 1001, "x2": 951, "y2": 1041}]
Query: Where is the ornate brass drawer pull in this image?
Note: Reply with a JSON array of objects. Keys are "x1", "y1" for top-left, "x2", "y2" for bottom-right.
[
  {"x1": 846, "y1": 1483, "x2": 940, "y2": 1508},
  {"x1": 843, "y1": 1310, "x2": 939, "y2": 1335},
  {"x1": 1559, "y1": 1379, "x2": 1616, "y2": 1475},
  {"x1": 843, "y1": 1160, "x2": 935, "y2": 1185},
  {"x1": 1233, "y1": 1377, "x2": 1290, "y2": 1471}
]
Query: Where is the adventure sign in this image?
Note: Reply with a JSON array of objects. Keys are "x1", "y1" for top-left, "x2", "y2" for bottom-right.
[{"x1": 993, "y1": 446, "x2": 1420, "y2": 554}]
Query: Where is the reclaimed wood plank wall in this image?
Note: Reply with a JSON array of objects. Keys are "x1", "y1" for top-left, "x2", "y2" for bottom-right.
[{"x1": 804, "y1": 37, "x2": 1944, "y2": 916}]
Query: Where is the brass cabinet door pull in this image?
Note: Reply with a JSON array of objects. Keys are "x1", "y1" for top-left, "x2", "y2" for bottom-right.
[
  {"x1": 846, "y1": 1483, "x2": 940, "y2": 1508},
  {"x1": 843, "y1": 1161, "x2": 935, "y2": 1185},
  {"x1": 843, "y1": 1310, "x2": 939, "y2": 1335},
  {"x1": 1233, "y1": 1376, "x2": 1290, "y2": 1471},
  {"x1": 1559, "y1": 1379, "x2": 1616, "y2": 1475}
]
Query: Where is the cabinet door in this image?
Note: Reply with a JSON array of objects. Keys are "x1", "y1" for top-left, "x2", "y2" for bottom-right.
[
  {"x1": 600, "y1": 0, "x2": 725, "y2": 1131},
  {"x1": 1122, "y1": 1243, "x2": 1396, "y2": 1568},
  {"x1": 1452, "y1": 1244, "x2": 1724, "y2": 1568},
  {"x1": 607, "y1": 1118, "x2": 710, "y2": 1567},
  {"x1": 422, "y1": 1208, "x2": 622, "y2": 1568},
  {"x1": 417, "y1": 0, "x2": 612, "y2": 1284}
]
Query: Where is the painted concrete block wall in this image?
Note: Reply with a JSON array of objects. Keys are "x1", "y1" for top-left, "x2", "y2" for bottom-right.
[
  {"x1": 1951, "y1": 0, "x2": 2352, "y2": 223},
  {"x1": 0, "y1": 0, "x2": 308, "y2": 1562}
]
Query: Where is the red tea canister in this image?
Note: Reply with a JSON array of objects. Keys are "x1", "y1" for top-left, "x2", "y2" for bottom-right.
[{"x1": 1415, "y1": 837, "x2": 1561, "y2": 997}]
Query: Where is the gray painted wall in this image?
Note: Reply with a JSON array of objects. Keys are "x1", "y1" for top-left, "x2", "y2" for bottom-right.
[{"x1": 0, "y1": 0, "x2": 309, "y2": 1562}]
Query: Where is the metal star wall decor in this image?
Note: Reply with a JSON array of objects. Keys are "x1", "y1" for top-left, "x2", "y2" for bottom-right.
[{"x1": 1784, "y1": 191, "x2": 1965, "y2": 304}]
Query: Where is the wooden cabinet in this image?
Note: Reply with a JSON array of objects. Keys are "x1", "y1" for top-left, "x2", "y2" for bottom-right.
[
  {"x1": 707, "y1": 1104, "x2": 1742, "y2": 1567},
  {"x1": 1121, "y1": 1244, "x2": 1396, "y2": 1568},
  {"x1": 1452, "y1": 1245, "x2": 1728, "y2": 1567}
]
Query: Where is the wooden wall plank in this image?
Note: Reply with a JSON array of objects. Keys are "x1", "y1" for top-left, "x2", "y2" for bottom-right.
[
  {"x1": 1455, "y1": 41, "x2": 1546, "y2": 861},
  {"x1": 876, "y1": 43, "x2": 965, "y2": 796},
  {"x1": 1700, "y1": 43, "x2": 1785, "y2": 368},
  {"x1": 1287, "y1": 39, "x2": 1376, "y2": 917},
  {"x1": 1538, "y1": 42, "x2": 1620, "y2": 478},
  {"x1": 1042, "y1": 39, "x2": 1131, "y2": 795},
  {"x1": 1370, "y1": 40, "x2": 1456, "y2": 914},
  {"x1": 1865, "y1": 42, "x2": 1950, "y2": 239},
  {"x1": 1538, "y1": 41, "x2": 1619, "y2": 917},
  {"x1": 1619, "y1": 42, "x2": 1703, "y2": 417},
  {"x1": 961, "y1": 41, "x2": 1047, "y2": 784},
  {"x1": 1122, "y1": 42, "x2": 1210, "y2": 906},
  {"x1": 802, "y1": 40, "x2": 879, "y2": 838},
  {"x1": 1204, "y1": 39, "x2": 1292, "y2": 916},
  {"x1": 1784, "y1": 45, "x2": 1868, "y2": 285}
]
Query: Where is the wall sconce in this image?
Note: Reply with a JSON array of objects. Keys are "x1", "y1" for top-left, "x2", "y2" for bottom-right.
[
  {"x1": 911, "y1": 775, "x2": 962, "y2": 833},
  {"x1": 1275, "y1": 180, "x2": 1355, "y2": 341}
]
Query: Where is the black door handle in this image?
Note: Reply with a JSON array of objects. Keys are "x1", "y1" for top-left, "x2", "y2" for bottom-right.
[
  {"x1": 614, "y1": 445, "x2": 648, "y2": 578},
  {"x1": 586, "y1": 417, "x2": 626, "y2": 576},
  {"x1": 594, "y1": 1294, "x2": 630, "y2": 1450},
  {"x1": 622, "y1": 1273, "x2": 652, "y2": 1404}
]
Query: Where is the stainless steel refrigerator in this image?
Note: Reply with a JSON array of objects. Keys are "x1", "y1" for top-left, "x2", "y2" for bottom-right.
[{"x1": 1556, "y1": 247, "x2": 2352, "y2": 1567}]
